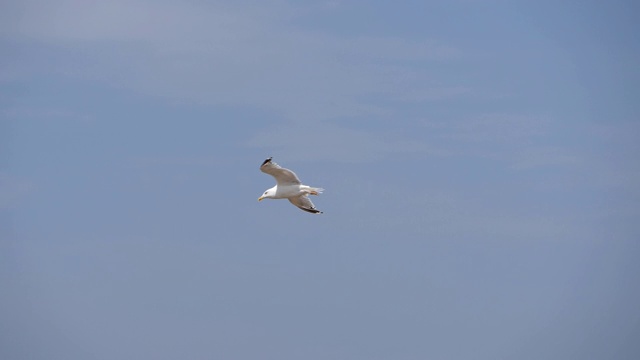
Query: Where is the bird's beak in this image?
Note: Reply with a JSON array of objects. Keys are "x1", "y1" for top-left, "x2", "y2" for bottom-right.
[{"x1": 258, "y1": 197, "x2": 264, "y2": 202}]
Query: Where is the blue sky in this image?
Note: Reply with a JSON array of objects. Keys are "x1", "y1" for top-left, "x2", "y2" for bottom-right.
[{"x1": 1, "y1": 1, "x2": 639, "y2": 359}]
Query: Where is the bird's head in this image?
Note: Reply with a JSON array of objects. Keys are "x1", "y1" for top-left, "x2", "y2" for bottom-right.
[{"x1": 258, "y1": 188, "x2": 275, "y2": 201}]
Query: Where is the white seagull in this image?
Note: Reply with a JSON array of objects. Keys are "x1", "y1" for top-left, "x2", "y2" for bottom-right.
[{"x1": 258, "y1": 157, "x2": 324, "y2": 214}]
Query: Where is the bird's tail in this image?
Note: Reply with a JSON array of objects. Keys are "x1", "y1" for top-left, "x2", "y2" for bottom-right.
[{"x1": 309, "y1": 187, "x2": 324, "y2": 195}]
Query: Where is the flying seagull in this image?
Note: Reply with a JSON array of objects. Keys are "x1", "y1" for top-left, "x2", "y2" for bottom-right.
[{"x1": 258, "y1": 157, "x2": 324, "y2": 214}]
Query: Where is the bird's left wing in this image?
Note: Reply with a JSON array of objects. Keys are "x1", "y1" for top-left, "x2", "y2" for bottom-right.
[
  {"x1": 260, "y1": 157, "x2": 301, "y2": 185},
  {"x1": 289, "y1": 195, "x2": 323, "y2": 214}
]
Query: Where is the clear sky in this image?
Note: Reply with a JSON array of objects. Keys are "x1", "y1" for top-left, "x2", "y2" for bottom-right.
[{"x1": 2, "y1": 1, "x2": 639, "y2": 359}]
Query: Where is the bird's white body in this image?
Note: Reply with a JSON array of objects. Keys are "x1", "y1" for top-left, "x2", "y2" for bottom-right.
[{"x1": 263, "y1": 184, "x2": 318, "y2": 199}]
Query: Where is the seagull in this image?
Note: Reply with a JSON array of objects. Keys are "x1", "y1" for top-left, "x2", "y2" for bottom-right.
[{"x1": 258, "y1": 157, "x2": 324, "y2": 214}]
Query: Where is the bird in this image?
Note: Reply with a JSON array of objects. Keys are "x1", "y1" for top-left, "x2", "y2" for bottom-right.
[{"x1": 258, "y1": 157, "x2": 324, "y2": 214}]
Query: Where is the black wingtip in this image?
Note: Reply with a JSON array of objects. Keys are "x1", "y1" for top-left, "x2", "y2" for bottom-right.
[
  {"x1": 299, "y1": 207, "x2": 323, "y2": 214},
  {"x1": 261, "y1": 157, "x2": 273, "y2": 166}
]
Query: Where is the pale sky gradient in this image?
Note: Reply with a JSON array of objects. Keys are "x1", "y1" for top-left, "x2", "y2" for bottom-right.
[{"x1": 2, "y1": 1, "x2": 639, "y2": 359}]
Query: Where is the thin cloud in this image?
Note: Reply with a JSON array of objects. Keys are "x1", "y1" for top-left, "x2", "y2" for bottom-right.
[
  {"x1": 416, "y1": 113, "x2": 587, "y2": 169},
  {"x1": 395, "y1": 86, "x2": 473, "y2": 102},
  {"x1": 1, "y1": 0, "x2": 464, "y2": 122},
  {"x1": 2, "y1": 107, "x2": 95, "y2": 124},
  {"x1": 127, "y1": 155, "x2": 227, "y2": 168},
  {"x1": 245, "y1": 122, "x2": 442, "y2": 163},
  {"x1": 511, "y1": 146, "x2": 580, "y2": 169},
  {"x1": 440, "y1": 113, "x2": 549, "y2": 142}
]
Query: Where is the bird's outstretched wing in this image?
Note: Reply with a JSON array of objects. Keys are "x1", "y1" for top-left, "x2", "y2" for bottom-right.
[
  {"x1": 260, "y1": 157, "x2": 301, "y2": 185},
  {"x1": 289, "y1": 195, "x2": 323, "y2": 214}
]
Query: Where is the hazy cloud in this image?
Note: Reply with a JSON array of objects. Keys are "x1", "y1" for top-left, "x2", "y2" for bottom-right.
[
  {"x1": 245, "y1": 121, "x2": 443, "y2": 163},
  {"x1": 1, "y1": 0, "x2": 463, "y2": 121}
]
